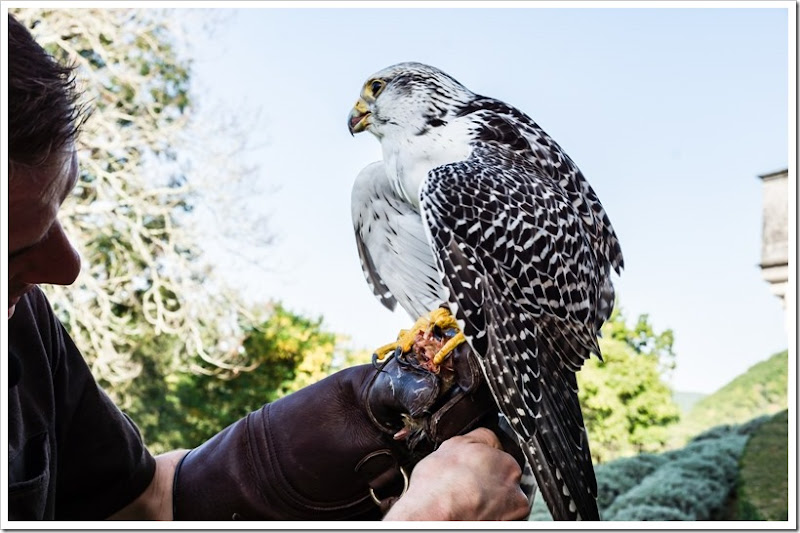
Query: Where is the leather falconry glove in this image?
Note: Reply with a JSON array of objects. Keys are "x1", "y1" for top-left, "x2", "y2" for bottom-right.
[{"x1": 172, "y1": 332, "x2": 510, "y2": 520}]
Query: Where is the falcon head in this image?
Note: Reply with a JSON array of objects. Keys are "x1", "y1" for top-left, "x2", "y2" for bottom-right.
[{"x1": 347, "y1": 62, "x2": 475, "y2": 139}]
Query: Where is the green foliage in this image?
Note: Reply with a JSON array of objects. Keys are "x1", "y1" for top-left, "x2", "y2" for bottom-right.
[
  {"x1": 688, "y1": 415, "x2": 770, "y2": 444},
  {"x1": 531, "y1": 416, "x2": 769, "y2": 521},
  {"x1": 121, "y1": 303, "x2": 346, "y2": 454},
  {"x1": 736, "y1": 410, "x2": 789, "y2": 521},
  {"x1": 603, "y1": 434, "x2": 747, "y2": 520},
  {"x1": 674, "y1": 350, "x2": 788, "y2": 445},
  {"x1": 236, "y1": 304, "x2": 340, "y2": 401},
  {"x1": 528, "y1": 496, "x2": 554, "y2": 521},
  {"x1": 595, "y1": 453, "x2": 667, "y2": 509},
  {"x1": 530, "y1": 417, "x2": 768, "y2": 521},
  {"x1": 603, "y1": 308, "x2": 676, "y2": 375},
  {"x1": 578, "y1": 308, "x2": 681, "y2": 463},
  {"x1": 610, "y1": 505, "x2": 694, "y2": 521}
]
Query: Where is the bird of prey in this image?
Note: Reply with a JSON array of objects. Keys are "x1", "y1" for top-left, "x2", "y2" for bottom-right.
[{"x1": 348, "y1": 62, "x2": 623, "y2": 521}]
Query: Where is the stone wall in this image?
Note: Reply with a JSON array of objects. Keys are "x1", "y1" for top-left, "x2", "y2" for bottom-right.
[{"x1": 759, "y1": 169, "x2": 788, "y2": 306}]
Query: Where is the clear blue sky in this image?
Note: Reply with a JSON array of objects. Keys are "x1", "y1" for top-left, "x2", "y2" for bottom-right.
[{"x1": 187, "y1": 5, "x2": 791, "y2": 394}]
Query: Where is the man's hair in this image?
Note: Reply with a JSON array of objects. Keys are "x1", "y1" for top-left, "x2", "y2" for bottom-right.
[{"x1": 8, "y1": 13, "x2": 85, "y2": 167}]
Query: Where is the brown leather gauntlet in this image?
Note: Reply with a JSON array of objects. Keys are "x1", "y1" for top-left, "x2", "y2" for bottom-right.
[{"x1": 172, "y1": 344, "x2": 498, "y2": 520}]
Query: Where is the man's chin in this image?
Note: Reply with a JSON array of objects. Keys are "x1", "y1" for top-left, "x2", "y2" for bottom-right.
[{"x1": 8, "y1": 304, "x2": 16, "y2": 319}]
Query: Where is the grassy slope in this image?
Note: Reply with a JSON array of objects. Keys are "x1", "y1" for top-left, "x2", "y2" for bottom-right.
[
  {"x1": 736, "y1": 409, "x2": 789, "y2": 520},
  {"x1": 672, "y1": 350, "x2": 787, "y2": 445}
]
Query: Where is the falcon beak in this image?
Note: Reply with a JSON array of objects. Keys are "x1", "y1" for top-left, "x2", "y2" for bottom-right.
[{"x1": 348, "y1": 98, "x2": 371, "y2": 136}]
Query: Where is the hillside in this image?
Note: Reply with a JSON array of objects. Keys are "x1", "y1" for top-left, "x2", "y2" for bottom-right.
[{"x1": 673, "y1": 350, "x2": 787, "y2": 444}]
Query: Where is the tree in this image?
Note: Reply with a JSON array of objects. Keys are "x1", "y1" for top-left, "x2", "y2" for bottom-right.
[
  {"x1": 577, "y1": 307, "x2": 681, "y2": 463},
  {"x1": 11, "y1": 8, "x2": 371, "y2": 454},
  {"x1": 604, "y1": 309, "x2": 676, "y2": 376},
  {"x1": 11, "y1": 8, "x2": 267, "y2": 404},
  {"x1": 128, "y1": 303, "x2": 367, "y2": 453}
]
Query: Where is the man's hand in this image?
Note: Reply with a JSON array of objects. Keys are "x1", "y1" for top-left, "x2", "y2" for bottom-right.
[{"x1": 384, "y1": 428, "x2": 530, "y2": 521}]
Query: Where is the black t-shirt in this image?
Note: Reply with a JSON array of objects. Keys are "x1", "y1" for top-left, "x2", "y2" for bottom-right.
[{"x1": 8, "y1": 288, "x2": 156, "y2": 520}]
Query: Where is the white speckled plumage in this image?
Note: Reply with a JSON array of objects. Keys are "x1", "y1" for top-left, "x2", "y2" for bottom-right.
[{"x1": 350, "y1": 62, "x2": 623, "y2": 521}]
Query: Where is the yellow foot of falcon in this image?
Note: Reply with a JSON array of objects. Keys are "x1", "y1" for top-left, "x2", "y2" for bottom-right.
[{"x1": 374, "y1": 307, "x2": 466, "y2": 366}]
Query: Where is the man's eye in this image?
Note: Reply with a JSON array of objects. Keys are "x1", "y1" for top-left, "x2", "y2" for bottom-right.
[{"x1": 370, "y1": 80, "x2": 384, "y2": 96}]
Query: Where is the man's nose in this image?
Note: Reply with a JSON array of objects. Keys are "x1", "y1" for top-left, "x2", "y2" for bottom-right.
[{"x1": 24, "y1": 220, "x2": 81, "y2": 286}]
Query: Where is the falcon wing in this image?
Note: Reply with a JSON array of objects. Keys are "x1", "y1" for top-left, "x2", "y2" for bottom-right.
[
  {"x1": 352, "y1": 162, "x2": 443, "y2": 319},
  {"x1": 458, "y1": 96, "x2": 624, "y2": 332},
  {"x1": 420, "y1": 146, "x2": 601, "y2": 520}
]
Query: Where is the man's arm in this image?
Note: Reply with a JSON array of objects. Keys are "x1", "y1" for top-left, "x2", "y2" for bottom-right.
[
  {"x1": 109, "y1": 428, "x2": 529, "y2": 521},
  {"x1": 108, "y1": 450, "x2": 188, "y2": 520},
  {"x1": 109, "y1": 354, "x2": 532, "y2": 521}
]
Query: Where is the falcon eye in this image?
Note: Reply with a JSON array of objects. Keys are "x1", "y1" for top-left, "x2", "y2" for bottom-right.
[{"x1": 370, "y1": 79, "x2": 385, "y2": 97}]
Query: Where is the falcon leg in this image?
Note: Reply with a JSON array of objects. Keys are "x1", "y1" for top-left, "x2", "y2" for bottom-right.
[
  {"x1": 431, "y1": 330, "x2": 466, "y2": 366},
  {"x1": 373, "y1": 307, "x2": 467, "y2": 367},
  {"x1": 373, "y1": 315, "x2": 437, "y2": 361},
  {"x1": 424, "y1": 307, "x2": 466, "y2": 365}
]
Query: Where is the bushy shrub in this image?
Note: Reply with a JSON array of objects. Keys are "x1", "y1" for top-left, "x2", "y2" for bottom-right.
[
  {"x1": 603, "y1": 434, "x2": 747, "y2": 520},
  {"x1": 529, "y1": 496, "x2": 553, "y2": 521},
  {"x1": 595, "y1": 453, "x2": 667, "y2": 509},
  {"x1": 687, "y1": 415, "x2": 768, "y2": 444},
  {"x1": 611, "y1": 504, "x2": 694, "y2": 521},
  {"x1": 530, "y1": 417, "x2": 767, "y2": 521}
]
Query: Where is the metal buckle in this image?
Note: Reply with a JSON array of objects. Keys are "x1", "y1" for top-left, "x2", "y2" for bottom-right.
[{"x1": 369, "y1": 466, "x2": 409, "y2": 506}]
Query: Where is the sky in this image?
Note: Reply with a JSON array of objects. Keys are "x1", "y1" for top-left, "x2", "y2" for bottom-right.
[{"x1": 182, "y1": 4, "x2": 793, "y2": 395}]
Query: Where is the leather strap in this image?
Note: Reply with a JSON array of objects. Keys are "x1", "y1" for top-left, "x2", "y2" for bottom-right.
[{"x1": 354, "y1": 449, "x2": 408, "y2": 514}]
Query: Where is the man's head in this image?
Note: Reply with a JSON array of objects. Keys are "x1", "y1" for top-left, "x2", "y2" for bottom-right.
[
  {"x1": 8, "y1": 14, "x2": 84, "y2": 319},
  {"x1": 8, "y1": 14, "x2": 83, "y2": 167}
]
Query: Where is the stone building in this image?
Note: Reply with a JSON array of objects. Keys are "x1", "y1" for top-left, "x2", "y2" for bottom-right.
[{"x1": 759, "y1": 169, "x2": 789, "y2": 307}]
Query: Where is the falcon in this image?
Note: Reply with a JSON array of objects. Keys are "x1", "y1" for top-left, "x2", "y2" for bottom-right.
[{"x1": 348, "y1": 62, "x2": 623, "y2": 521}]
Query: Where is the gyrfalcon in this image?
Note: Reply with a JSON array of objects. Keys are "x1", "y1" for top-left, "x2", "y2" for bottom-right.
[{"x1": 348, "y1": 62, "x2": 623, "y2": 521}]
